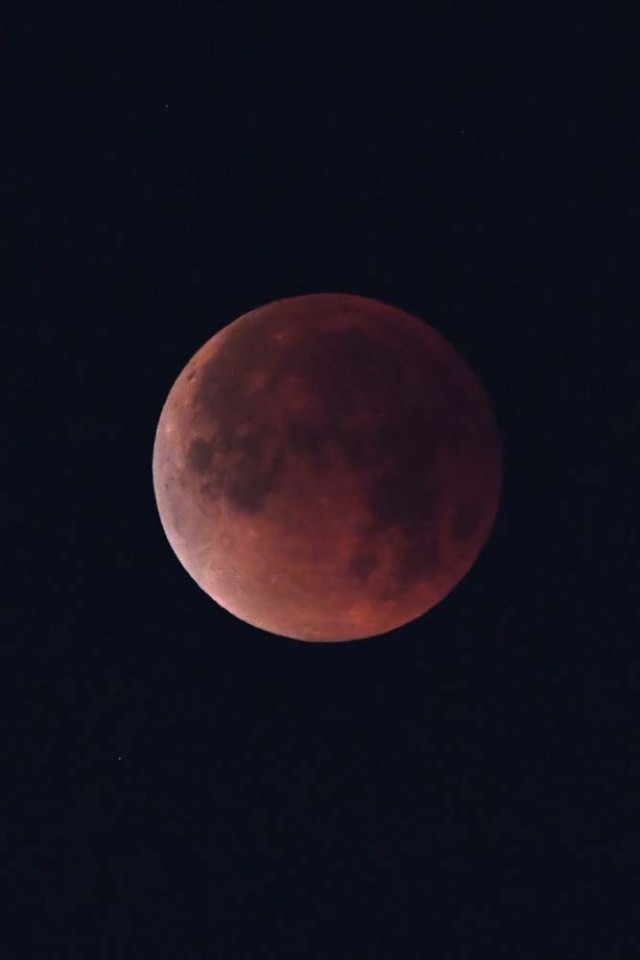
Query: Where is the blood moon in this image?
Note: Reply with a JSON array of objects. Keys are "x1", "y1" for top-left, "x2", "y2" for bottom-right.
[{"x1": 152, "y1": 293, "x2": 502, "y2": 642}]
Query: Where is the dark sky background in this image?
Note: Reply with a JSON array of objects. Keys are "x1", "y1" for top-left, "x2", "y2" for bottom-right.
[{"x1": 6, "y1": 7, "x2": 638, "y2": 957}]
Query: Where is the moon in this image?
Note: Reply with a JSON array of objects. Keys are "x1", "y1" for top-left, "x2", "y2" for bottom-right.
[{"x1": 152, "y1": 293, "x2": 502, "y2": 642}]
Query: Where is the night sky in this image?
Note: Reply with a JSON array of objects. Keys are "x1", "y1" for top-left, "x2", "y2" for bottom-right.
[{"x1": 7, "y1": 8, "x2": 637, "y2": 957}]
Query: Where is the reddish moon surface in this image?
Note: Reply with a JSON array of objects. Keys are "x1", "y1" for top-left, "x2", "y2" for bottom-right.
[{"x1": 152, "y1": 294, "x2": 502, "y2": 642}]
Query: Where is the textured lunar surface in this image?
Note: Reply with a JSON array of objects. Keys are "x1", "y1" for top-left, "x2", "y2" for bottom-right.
[{"x1": 152, "y1": 294, "x2": 502, "y2": 641}]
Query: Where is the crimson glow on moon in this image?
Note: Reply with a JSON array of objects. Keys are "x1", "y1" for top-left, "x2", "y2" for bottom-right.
[{"x1": 152, "y1": 294, "x2": 502, "y2": 642}]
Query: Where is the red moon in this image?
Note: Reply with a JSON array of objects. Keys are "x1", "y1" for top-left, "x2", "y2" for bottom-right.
[{"x1": 152, "y1": 294, "x2": 502, "y2": 642}]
